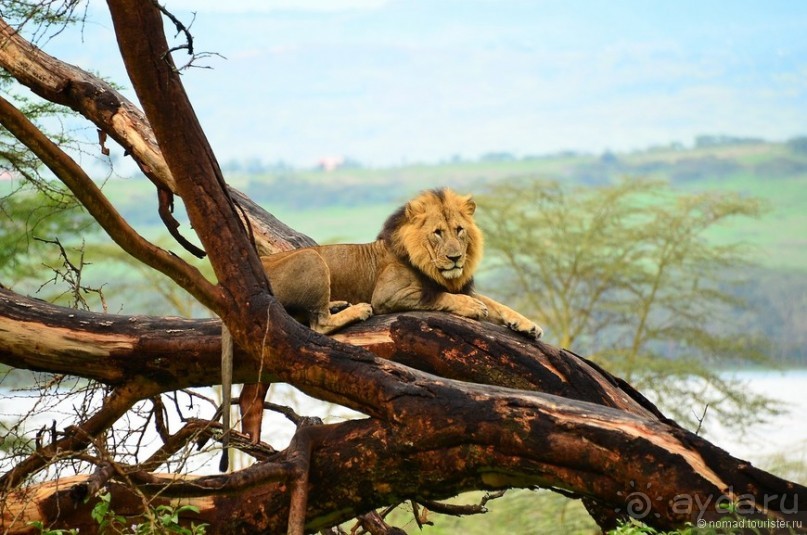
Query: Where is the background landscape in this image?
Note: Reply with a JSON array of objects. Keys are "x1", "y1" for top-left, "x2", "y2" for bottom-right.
[
  {"x1": 69, "y1": 136, "x2": 805, "y2": 364},
  {"x1": 5, "y1": 136, "x2": 805, "y2": 533}
]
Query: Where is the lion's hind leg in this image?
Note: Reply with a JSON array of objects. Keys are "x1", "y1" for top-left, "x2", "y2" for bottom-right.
[
  {"x1": 262, "y1": 249, "x2": 372, "y2": 335},
  {"x1": 312, "y1": 302, "x2": 373, "y2": 335}
]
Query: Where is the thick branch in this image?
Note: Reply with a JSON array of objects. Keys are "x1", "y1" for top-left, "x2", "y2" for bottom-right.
[
  {"x1": 3, "y1": 287, "x2": 806, "y2": 532},
  {"x1": 4, "y1": 399, "x2": 805, "y2": 533},
  {"x1": 0, "y1": 287, "x2": 660, "y2": 420}
]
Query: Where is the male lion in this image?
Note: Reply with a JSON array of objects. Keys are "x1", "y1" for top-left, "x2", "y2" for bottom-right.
[{"x1": 239, "y1": 188, "x2": 542, "y2": 441}]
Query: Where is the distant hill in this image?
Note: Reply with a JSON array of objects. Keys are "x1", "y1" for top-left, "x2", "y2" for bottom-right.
[
  {"x1": 209, "y1": 138, "x2": 807, "y2": 269},
  {"x1": 94, "y1": 137, "x2": 807, "y2": 263},
  {"x1": 3, "y1": 136, "x2": 805, "y2": 362}
]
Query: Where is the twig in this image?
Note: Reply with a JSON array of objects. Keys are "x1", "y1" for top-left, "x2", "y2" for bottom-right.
[
  {"x1": 34, "y1": 236, "x2": 107, "y2": 311},
  {"x1": 151, "y1": 0, "x2": 225, "y2": 71},
  {"x1": 693, "y1": 403, "x2": 709, "y2": 436},
  {"x1": 0, "y1": 380, "x2": 157, "y2": 491},
  {"x1": 157, "y1": 187, "x2": 206, "y2": 258}
]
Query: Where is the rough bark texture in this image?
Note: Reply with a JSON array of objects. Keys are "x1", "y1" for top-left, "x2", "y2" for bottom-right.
[
  {"x1": 2, "y1": 289, "x2": 806, "y2": 533},
  {"x1": 0, "y1": 5, "x2": 805, "y2": 535},
  {"x1": 0, "y1": 288, "x2": 660, "y2": 418}
]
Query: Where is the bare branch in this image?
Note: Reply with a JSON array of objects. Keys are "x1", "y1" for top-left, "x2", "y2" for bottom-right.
[
  {"x1": 0, "y1": 379, "x2": 160, "y2": 491},
  {"x1": 34, "y1": 237, "x2": 108, "y2": 311}
]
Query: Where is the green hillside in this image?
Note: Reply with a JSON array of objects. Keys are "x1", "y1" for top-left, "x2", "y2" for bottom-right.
[
  {"x1": 217, "y1": 139, "x2": 806, "y2": 269},
  {"x1": 83, "y1": 138, "x2": 807, "y2": 268},
  {"x1": 4, "y1": 137, "x2": 805, "y2": 358}
]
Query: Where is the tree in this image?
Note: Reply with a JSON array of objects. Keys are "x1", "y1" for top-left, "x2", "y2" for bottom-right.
[
  {"x1": 0, "y1": 3, "x2": 805, "y2": 534},
  {"x1": 476, "y1": 178, "x2": 774, "y2": 429}
]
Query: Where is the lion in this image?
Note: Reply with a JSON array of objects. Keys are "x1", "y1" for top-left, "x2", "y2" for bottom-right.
[{"x1": 239, "y1": 188, "x2": 543, "y2": 441}]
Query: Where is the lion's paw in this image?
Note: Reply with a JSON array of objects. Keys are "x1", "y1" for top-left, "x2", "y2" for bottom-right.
[
  {"x1": 505, "y1": 316, "x2": 543, "y2": 340},
  {"x1": 352, "y1": 302, "x2": 374, "y2": 321},
  {"x1": 454, "y1": 296, "x2": 488, "y2": 320}
]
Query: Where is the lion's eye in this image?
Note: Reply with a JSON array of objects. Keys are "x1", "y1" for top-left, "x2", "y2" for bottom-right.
[
  {"x1": 456, "y1": 226, "x2": 464, "y2": 235},
  {"x1": 433, "y1": 229, "x2": 443, "y2": 239}
]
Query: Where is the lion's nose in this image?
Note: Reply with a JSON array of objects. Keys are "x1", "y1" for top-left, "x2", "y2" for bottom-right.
[{"x1": 446, "y1": 254, "x2": 462, "y2": 264}]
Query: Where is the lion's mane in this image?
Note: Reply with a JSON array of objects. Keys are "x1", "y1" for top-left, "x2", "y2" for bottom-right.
[{"x1": 378, "y1": 188, "x2": 484, "y2": 295}]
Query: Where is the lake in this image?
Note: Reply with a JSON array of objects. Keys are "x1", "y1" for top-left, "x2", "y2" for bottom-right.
[
  {"x1": 697, "y1": 369, "x2": 807, "y2": 476},
  {"x1": 1, "y1": 369, "x2": 805, "y2": 477}
]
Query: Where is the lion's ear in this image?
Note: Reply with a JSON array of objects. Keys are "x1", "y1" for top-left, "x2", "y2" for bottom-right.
[
  {"x1": 405, "y1": 198, "x2": 427, "y2": 220},
  {"x1": 462, "y1": 196, "x2": 476, "y2": 216}
]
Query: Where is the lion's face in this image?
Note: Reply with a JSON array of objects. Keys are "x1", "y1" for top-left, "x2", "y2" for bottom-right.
[{"x1": 393, "y1": 189, "x2": 483, "y2": 292}]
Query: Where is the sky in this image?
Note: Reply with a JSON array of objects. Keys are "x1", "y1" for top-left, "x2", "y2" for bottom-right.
[{"x1": 38, "y1": 0, "x2": 807, "y2": 167}]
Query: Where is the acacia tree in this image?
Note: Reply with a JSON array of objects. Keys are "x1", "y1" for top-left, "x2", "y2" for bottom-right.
[
  {"x1": 477, "y1": 179, "x2": 774, "y2": 430},
  {"x1": 0, "y1": 3, "x2": 805, "y2": 534}
]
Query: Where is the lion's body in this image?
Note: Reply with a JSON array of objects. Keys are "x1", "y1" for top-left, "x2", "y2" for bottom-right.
[
  {"x1": 240, "y1": 188, "x2": 542, "y2": 441},
  {"x1": 260, "y1": 188, "x2": 542, "y2": 338}
]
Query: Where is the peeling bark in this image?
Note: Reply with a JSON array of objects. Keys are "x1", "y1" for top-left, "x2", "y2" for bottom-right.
[{"x1": 2, "y1": 288, "x2": 806, "y2": 533}]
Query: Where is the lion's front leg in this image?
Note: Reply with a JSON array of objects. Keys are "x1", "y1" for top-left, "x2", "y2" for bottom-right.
[
  {"x1": 373, "y1": 265, "x2": 489, "y2": 319},
  {"x1": 431, "y1": 292, "x2": 489, "y2": 320},
  {"x1": 474, "y1": 294, "x2": 543, "y2": 340}
]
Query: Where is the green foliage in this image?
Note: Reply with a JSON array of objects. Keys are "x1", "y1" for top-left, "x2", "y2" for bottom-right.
[
  {"x1": 147, "y1": 504, "x2": 207, "y2": 535},
  {"x1": 91, "y1": 490, "x2": 129, "y2": 533},
  {"x1": 28, "y1": 491, "x2": 208, "y2": 534},
  {"x1": 86, "y1": 490, "x2": 208, "y2": 535},
  {"x1": 477, "y1": 178, "x2": 776, "y2": 427},
  {"x1": 0, "y1": 0, "x2": 86, "y2": 42},
  {"x1": 27, "y1": 521, "x2": 78, "y2": 535},
  {"x1": 607, "y1": 518, "x2": 694, "y2": 535},
  {"x1": 0, "y1": 187, "x2": 97, "y2": 289}
]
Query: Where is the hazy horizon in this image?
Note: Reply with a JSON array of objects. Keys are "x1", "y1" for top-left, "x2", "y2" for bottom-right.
[{"x1": 31, "y1": 0, "x2": 807, "y2": 168}]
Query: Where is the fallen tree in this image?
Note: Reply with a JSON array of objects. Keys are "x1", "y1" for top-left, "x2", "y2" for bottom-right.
[{"x1": 0, "y1": 2, "x2": 805, "y2": 534}]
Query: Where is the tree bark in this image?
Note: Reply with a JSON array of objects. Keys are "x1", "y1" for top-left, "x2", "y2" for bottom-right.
[
  {"x1": 0, "y1": 287, "x2": 661, "y2": 416},
  {"x1": 2, "y1": 288, "x2": 805, "y2": 533}
]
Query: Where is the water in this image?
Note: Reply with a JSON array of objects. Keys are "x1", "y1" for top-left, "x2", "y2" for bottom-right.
[
  {"x1": 698, "y1": 369, "x2": 807, "y2": 470},
  {"x1": 1, "y1": 369, "x2": 805, "y2": 476}
]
